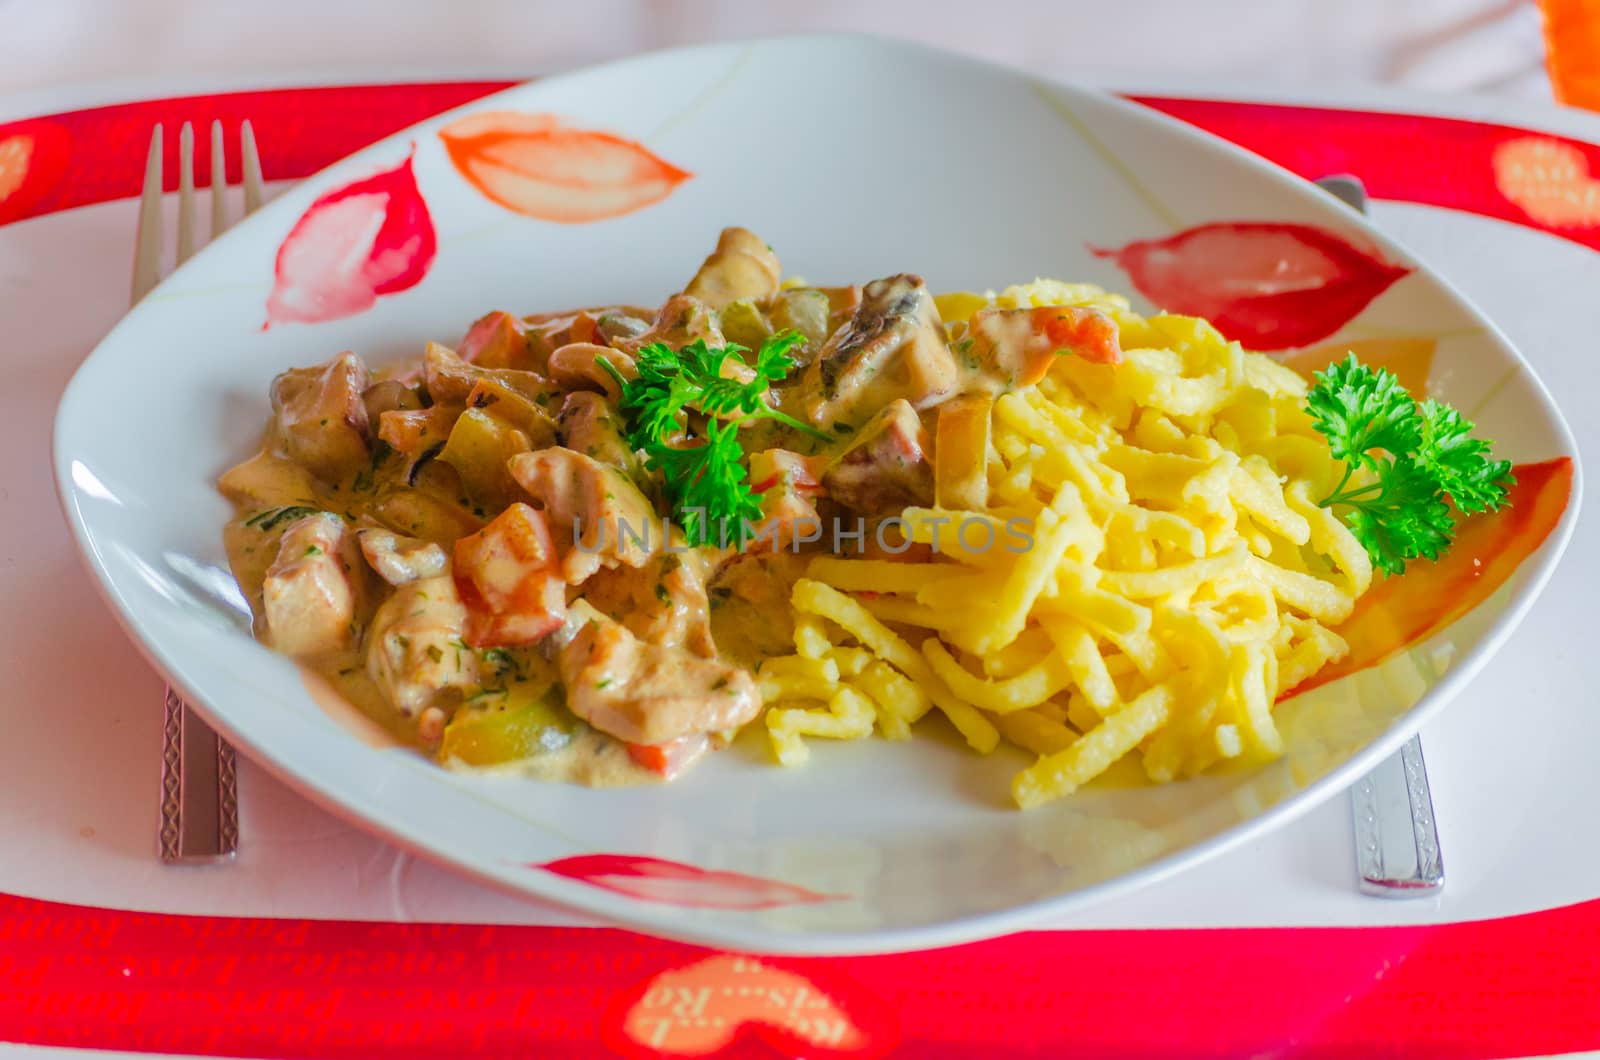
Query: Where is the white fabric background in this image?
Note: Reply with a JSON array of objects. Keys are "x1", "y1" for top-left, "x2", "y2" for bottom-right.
[{"x1": 0, "y1": 0, "x2": 1556, "y2": 102}]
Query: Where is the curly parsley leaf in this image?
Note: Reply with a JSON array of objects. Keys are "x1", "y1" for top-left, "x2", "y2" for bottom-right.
[
  {"x1": 602, "y1": 330, "x2": 825, "y2": 546},
  {"x1": 1309, "y1": 354, "x2": 1513, "y2": 577},
  {"x1": 1305, "y1": 354, "x2": 1421, "y2": 467},
  {"x1": 1417, "y1": 399, "x2": 1514, "y2": 515}
]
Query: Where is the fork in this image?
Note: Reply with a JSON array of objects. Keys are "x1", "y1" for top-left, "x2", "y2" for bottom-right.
[
  {"x1": 134, "y1": 120, "x2": 265, "y2": 863},
  {"x1": 1315, "y1": 174, "x2": 1446, "y2": 899}
]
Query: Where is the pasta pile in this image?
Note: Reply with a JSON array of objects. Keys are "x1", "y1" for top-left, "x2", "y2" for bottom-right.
[{"x1": 758, "y1": 280, "x2": 1374, "y2": 809}]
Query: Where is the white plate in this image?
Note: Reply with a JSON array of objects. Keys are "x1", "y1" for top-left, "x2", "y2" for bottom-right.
[{"x1": 52, "y1": 35, "x2": 1581, "y2": 954}]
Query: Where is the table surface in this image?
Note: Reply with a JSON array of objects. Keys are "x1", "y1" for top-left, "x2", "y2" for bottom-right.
[
  {"x1": 0, "y1": 0, "x2": 1559, "y2": 104},
  {"x1": 6, "y1": 70, "x2": 1600, "y2": 1058}
]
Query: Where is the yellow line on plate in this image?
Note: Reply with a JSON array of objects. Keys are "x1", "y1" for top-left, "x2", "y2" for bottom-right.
[
  {"x1": 1337, "y1": 322, "x2": 1485, "y2": 343},
  {"x1": 649, "y1": 44, "x2": 756, "y2": 141},
  {"x1": 1468, "y1": 361, "x2": 1522, "y2": 420},
  {"x1": 1030, "y1": 81, "x2": 1182, "y2": 231},
  {"x1": 144, "y1": 283, "x2": 261, "y2": 301}
]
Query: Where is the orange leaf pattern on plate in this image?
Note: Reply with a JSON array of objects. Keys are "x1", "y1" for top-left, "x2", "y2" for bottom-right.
[
  {"x1": 0, "y1": 134, "x2": 32, "y2": 205},
  {"x1": 264, "y1": 149, "x2": 436, "y2": 328},
  {"x1": 0, "y1": 121, "x2": 69, "y2": 225},
  {"x1": 607, "y1": 955, "x2": 893, "y2": 1059},
  {"x1": 1493, "y1": 137, "x2": 1600, "y2": 229},
  {"x1": 1284, "y1": 457, "x2": 1574, "y2": 699},
  {"x1": 439, "y1": 111, "x2": 691, "y2": 223},
  {"x1": 1281, "y1": 336, "x2": 1437, "y2": 397}
]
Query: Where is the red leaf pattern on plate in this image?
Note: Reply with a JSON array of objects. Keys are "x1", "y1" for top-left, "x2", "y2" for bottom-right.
[
  {"x1": 264, "y1": 148, "x2": 435, "y2": 327},
  {"x1": 1093, "y1": 222, "x2": 1410, "y2": 350},
  {"x1": 535, "y1": 854, "x2": 843, "y2": 909},
  {"x1": 439, "y1": 111, "x2": 691, "y2": 223},
  {"x1": 603, "y1": 954, "x2": 897, "y2": 1059}
]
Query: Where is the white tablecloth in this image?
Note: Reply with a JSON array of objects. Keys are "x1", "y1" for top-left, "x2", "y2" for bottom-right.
[{"x1": 0, "y1": 0, "x2": 1557, "y2": 104}]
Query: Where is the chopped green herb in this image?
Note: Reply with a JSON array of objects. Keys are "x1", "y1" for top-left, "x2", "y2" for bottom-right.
[
  {"x1": 243, "y1": 505, "x2": 319, "y2": 531},
  {"x1": 601, "y1": 330, "x2": 830, "y2": 546}
]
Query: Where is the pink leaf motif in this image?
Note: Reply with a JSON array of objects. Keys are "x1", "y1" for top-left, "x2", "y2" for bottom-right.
[
  {"x1": 264, "y1": 149, "x2": 436, "y2": 328},
  {"x1": 535, "y1": 854, "x2": 844, "y2": 910},
  {"x1": 1092, "y1": 222, "x2": 1410, "y2": 350}
]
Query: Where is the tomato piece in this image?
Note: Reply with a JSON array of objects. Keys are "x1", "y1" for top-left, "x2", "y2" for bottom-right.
[
  {"x1": 1031, "y1": 305, "x2": 1122, "y2": 366},
  {"x1": 626, "y1": 734, "x2": 711, "y2": 779},
  {"x1": 568, "y1": 310, "x2": 601, "y2": 347},
  {"x1": 452, "y1": 502, "x2": 567, "y2": 647}
]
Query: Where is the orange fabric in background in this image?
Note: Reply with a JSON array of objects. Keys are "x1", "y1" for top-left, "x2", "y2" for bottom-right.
[{"x1": 1540, "y1": 0, "x2": 1600, "y2": 109}]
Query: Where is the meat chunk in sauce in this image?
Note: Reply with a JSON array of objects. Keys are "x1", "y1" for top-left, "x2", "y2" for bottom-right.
[
  {"x1": 963, "y1": 305, "x2": 1123, "y2": 391},
  {"x1": 218, "y1": 450, "x2": 320, "y2": 509},
  {"x1": 507, "y1": 447, "x2": 658, "y2": 582},
  {"x1": 578, "y1": 551, "x2": 716, "y2": 657},
  {"x1": 262, "y1": 512, "x2": 366, "y2": 656},
  {"x1": 548, "y1": 342, "x2": 629, "y2": 399},
  {"x1": 557, "y1": 613, "x2": 759, "y2": 746},
  {"x1": 366, "y1": 574, "x2": 483, "y2": 716},
  {"x1": 269, "y1": 353, "x2": 371, "y2": 484},
  {"x1": 612, "y1": 294, "x2": 725, "y2": 356},
  {"x1": 357, "y1": 524, "x2": 449, "y2": 586},
  {"x1": 821, "y1": 398, "x2": 935, "y2": 515},
  {"x1": 422, "y1": 341, "x2": 559, "y2": 408},
  {"x1": 746, "y1": 448, "x2": 824, "y2": 551},
  {"x1": 558, "y1": 391, "x2": 641, "y2": 481},
  {"x1": 797, "y1": 274, "x2": 956, "y2": 429},
  {"x1": 682, "y1": 227, "x2": 782, "y2": 310},
  {"x1": 452, "y1": 503, "x2": 567, "y2": 648},
  {"x1": 457, "y1": 311, "x2": 534, "y2": 370}
]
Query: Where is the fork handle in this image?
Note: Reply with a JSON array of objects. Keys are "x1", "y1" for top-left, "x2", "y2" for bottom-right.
[
  {"x1": 1350, "y1": 735, "x2": 1444, "y2": 897},
  {"x1": 159, "y1": 687, "x2": 239, "y2": 863}
]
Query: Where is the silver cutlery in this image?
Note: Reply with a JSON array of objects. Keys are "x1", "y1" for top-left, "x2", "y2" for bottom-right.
[
  {"x1": 1314, "y1": 173, "x2": 1446, "y2": 898},
  {"x1": 134, "y1": 120, "x2": 264, "y2": 863}
]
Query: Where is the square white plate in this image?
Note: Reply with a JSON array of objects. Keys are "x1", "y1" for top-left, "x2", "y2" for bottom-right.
[{"x1": 53, "y1": 35, "x2": 1580, "y2": 953}]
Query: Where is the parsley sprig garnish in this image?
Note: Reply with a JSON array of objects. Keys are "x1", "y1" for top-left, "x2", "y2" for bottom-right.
[
  {"x1": 600, "y1": 330, "x2": 830, "y2": 546},
  {"x1": 1308, "y1": 354, "x2": 1513, "y2": 576}
]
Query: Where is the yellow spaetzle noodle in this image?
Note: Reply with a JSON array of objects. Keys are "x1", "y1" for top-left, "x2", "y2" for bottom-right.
[{"x1": 759, "y1": 282, "x2": 1357, "y2": 808}]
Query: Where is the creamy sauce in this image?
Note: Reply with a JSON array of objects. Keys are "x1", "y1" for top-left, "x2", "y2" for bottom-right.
[
  {"x1": 223, "y1": 234, "x2": 1063, "y2": 792},
  {"x1": 222, "y1": 426, "x2": 668, "y2": 787},
  {"x1": 707, "y1": 552, "x2": 808, "y2": 672},
  {"x1": 442, "y1": 723, "x2": 655, "y2": 786}
]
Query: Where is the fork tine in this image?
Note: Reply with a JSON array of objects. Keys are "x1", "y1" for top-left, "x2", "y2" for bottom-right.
[
  {"x1": 131, "y1": 125, "x2": 164, "y2": 304},
  {"x1": 210, "y1": 120, "x2": 229, "y2": 238},
  {"x1": 176, "y1": 123, "x2": 196, "y2": 265},
  {"x1": 241, "y1": 120, "x2": 263, "y2": 215}
]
